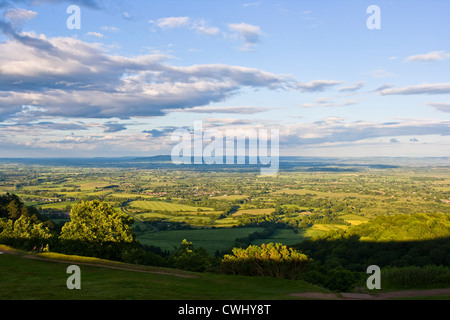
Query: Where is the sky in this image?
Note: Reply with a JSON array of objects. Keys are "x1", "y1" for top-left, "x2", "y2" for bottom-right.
[{"x1": 0, "y1": 0, "x2": 449, "y2": 158}]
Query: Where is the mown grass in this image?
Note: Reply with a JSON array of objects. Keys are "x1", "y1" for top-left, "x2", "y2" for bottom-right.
[{"x1": 0, "y1": 252, "x2": 325, "y2": 300}]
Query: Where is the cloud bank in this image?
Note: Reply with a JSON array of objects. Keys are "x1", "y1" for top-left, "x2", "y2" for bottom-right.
[{"x1": 0, "y1": 32, "x2": 293, "y2": 120}]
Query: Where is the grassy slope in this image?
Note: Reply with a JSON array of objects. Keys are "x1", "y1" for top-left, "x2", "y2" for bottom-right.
[{"x1": 0, "y1": 251, "x2": 325, "y2": 300}]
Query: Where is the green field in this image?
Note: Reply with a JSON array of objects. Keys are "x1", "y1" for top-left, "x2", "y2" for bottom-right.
[
  {"x1": 34, "y1": 201, "x2": 74, "y2": 210},
  {"x1": 252, "y1": 228, "x2": 324, "y2": 247},
  {"x1": 138, "y1": 227, "x2": 265, "y2": 253},
  {"x1": 130, "y1": 200, "x2": 213, "y2": 212}
]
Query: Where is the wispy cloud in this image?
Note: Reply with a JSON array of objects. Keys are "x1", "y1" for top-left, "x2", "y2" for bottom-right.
[
  {"x1": 301, "y1": 97, "x2": 361, "y2": 108},
  {"x1": 163, "y1": 106, "x2": 269, "y2": 115},
  {"x1": 379, "y1": 83, "x2": 450, "y2": 95},
  {"x1": 150, "y1": 16, "x2": 220, "y2": 36},
  {"x1": 338, "y1": 82, "x2": 365, "y2": 92},
  {"x1": 243, "y1": 2, "x2": 261, "y2": 8},
  {"x1": 152, "y1": 16, "x2": 191, "y2": 30},
  {"x1": 86, "y1": 31, "x2": 103, "y2": 38},
  {"x1": 191, "y1": 19, "x2": 220, "y2": 36},
  {"x1": 4, "y1": 8, "x2": 37, "y2": 26},
  {"x1": 101, "y1": 25, "x2": 120, "y2": 33},
  {"x1": 228, "y1": 22, "x2": 263, "y2": 51},
  {"x1": 295, "y1": 80, "x2": 344, "y2": 92},
  {"x1": 370, "y1": 68, "x2": 395, "y2": 78},
  {"x1": 427, "y1": 102, "x2": 450, "y2": 113},
  {"x1": 406, "y1": 50, "x2": 450, "y2": 62}
]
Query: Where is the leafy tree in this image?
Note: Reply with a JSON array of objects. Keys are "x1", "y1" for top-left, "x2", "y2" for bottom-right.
[
  {"x1": 168, "y1": 239, "x2": 211, "y2": 272},
  {"x1": 60, "y1": 200, "x2": 135, "y2": 243},
  {"x1": 59, "y1": 200, "x2": 136, "y2": 259}
]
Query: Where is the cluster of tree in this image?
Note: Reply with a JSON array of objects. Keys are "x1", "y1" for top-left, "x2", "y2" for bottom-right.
[
  {"x1": 236, "y1": 210, "x2": 348, "y2": 231},
  {"x1": 0, "y1": 194, "x2": 54, "y2": 250},
  {"x1": 178, "y1": 198, "x2": 238, "y2": 215},
  {"x1": 57, "y1": 200, "x2": 137, "y2": 261},
  {"x1": 221, "y1": 243, "x2": 310, "y2": 279},
  {"x1": 236, "y1": 214, "x2": 282, "y2": 227},
  {"x1": 345, "y1": 213, "x2": 450, "y2": 241},
  {"x1": 295, "y1": 213, "x2": 450, "y2": 271}
]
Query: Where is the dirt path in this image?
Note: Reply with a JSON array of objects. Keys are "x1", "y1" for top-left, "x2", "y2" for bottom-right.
[{"x1": 290, "y1": 288, "x2": 450, "y2": 300}]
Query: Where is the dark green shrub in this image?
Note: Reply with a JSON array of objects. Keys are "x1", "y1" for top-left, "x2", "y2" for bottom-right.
[{"x1": 222, "y1": 243, "x2": 310, "y2": 279}]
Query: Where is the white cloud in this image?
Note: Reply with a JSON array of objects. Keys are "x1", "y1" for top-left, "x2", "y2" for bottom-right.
[
  {"x1": 379, "y1": 83, "x2": 450, "y2": 95},
  {"x1": 406, "y1": 51, "x2": 450, "y2": 62},
  {"x1": 86, "y1": 32, "x2": 104, "y2": 38},
  {"x1": 191, "y1": 19, "x2": 220, "y2": 36},
  {"x1": 0, "y1": 34, "x2": 292, "y2": 120},
  {"x1": 228, "y1": 22, "x2": 263, "y2": 51},
  {"x1": 150, "y1": 16, "x2": 220, "y2": 36},
  {"x1": 154, "y1": 16, "x2": 191, "y2": 29},
  {"x1": 4, "y1": 8, "x2": 37, "y2": 25},
  {"x1": 296, "y1": 80, "x2": 344, "y2": 92},
  {"x1": 338, "y1": 82, "x2": 365, "y2": 92}
]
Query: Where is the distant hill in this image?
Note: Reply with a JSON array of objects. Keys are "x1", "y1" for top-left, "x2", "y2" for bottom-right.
[{"x1": 0, "y1": 156, "x2": 448, "y2": 172}]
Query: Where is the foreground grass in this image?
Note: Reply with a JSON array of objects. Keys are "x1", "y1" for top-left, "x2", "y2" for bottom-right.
[{"x1": 0, "y1": 251, "x2": 325, "y2": 300}]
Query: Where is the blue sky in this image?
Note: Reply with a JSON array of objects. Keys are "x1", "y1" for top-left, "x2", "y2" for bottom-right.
[{"x1": 0, "y1": 0, "x2": 449, "y2": 157}]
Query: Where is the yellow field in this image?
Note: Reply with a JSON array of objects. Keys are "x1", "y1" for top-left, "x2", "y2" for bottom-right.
[
  {"x1": 232, "y1": 208, "x2": 274, "y2": 216},
  {"x1": 310, "y1": 224, "x2": 349, "y2": 232},
  {"x1": 340, "y1": 214, "x2": 371, "y2": 226}
]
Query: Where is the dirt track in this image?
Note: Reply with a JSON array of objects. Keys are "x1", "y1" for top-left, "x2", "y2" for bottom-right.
[{"x1": 290, "y1": 289, "x2": 450, "y2": 300}]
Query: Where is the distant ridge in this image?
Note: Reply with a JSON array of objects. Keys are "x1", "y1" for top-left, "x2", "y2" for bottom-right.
[{"x1": 0, "y1": 156, "x2": 448, "y2": 172}]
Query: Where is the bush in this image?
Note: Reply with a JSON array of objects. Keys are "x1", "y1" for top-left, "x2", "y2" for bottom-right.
[
  {"x1": 302, "y1": 267, "x2": 363, "y2": 292},
  {"x1": 168, "y1": 239, "x2": 211, "y2": 272},
  {"x1": 222, "y1": 243, "x2": 310, "y2": 279},
  {"x1": 323, "y1": 268, "x2": 363, "y2": 292}
]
